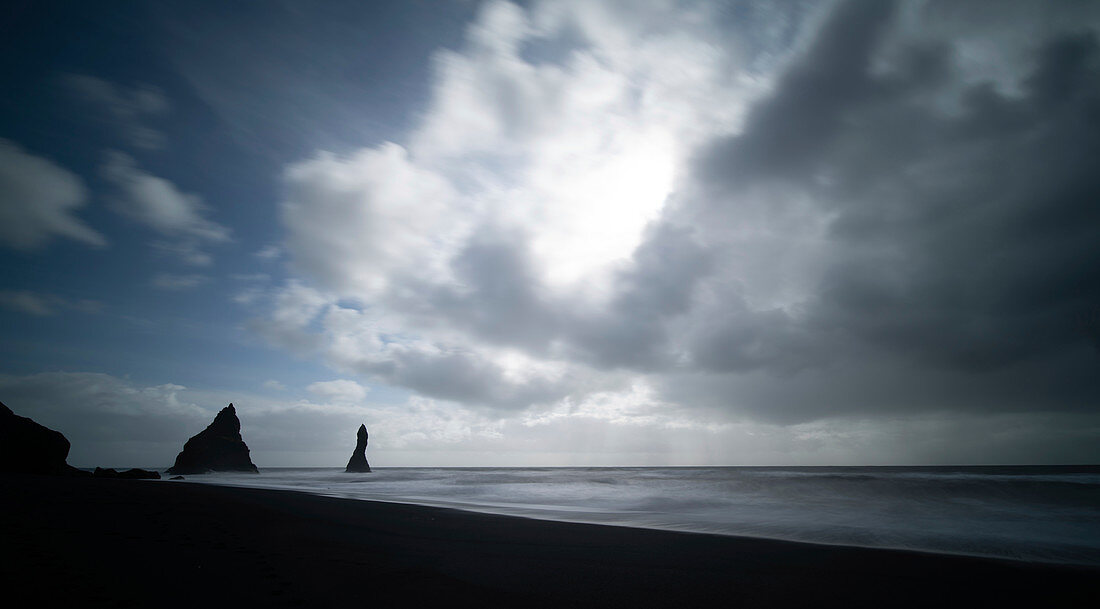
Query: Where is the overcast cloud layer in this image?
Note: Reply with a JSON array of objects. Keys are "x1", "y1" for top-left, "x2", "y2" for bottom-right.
[
  {"x1": 253, "y1": 1, "x2": 1100, "y2": 437},
  {"x1": 1, "y1": 0, "x2": 1098, "y2": 466}
]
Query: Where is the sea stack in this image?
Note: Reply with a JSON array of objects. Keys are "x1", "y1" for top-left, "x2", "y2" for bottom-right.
[
  {"x1": 166, "y1": 404, "x2": 259, "y2": 475},
  {"x1": 344, "y1": 424, "x2": 371, "y2": 473},
  {"x1": 0, "y1": 401, "x2": 87, "y2": 476}
]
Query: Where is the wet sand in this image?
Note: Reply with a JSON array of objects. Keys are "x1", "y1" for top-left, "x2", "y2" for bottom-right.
[{"x1": 1, "y1": 473, "x2": 1095, "y2": 608}]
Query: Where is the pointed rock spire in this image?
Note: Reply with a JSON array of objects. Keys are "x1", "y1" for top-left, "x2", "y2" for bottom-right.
[
  {"x1": 344, "y1": 423, "x2": 371, "y2": 473},
  {"x1": 167, "y1": 403, "x2": 259, "y2": 475}
]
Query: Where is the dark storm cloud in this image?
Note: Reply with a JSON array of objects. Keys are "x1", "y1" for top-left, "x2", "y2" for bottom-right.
[
  {"x1": 416, "y1": 231, "x2": 562, "y2": 352},
  {"x1": 673, "y1": 0, "x2": 1100, "y2": 420},
  {"x1": 347, "y1": 345, "x2": 582, "y2": 412},
  {"x1": 663, "y1": 338, "x2": 1100, "y2": 425},
  {"x1": 809, "y1": 30, "x2": 1100, "y2": 372},
  {"x1": 698, "y1": 0, "x2": 897, "y2": 185},
  {"x1": 566, "y1": 223, "x2": 714, "y2": 371},
  {"x1": 688, "y1": 295, "x2": 829, "y2": 375}
]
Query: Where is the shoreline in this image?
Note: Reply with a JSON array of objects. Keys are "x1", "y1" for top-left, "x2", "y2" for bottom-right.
[
  {"x1": 182, "y1": 477, "x2": 1100, "y2": 568},
  {"x1": 3, "y1": 473, "x2": 1097, "y2": 608},
  {"x1": 156, "y1": 465, "x2": 1100, "y2": 567}
]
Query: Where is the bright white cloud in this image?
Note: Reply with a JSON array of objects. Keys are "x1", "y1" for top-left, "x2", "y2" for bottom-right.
[
  {"x1": 282, "y1": 143, "x2": 462, "y2": 296},
  {"x1": 278, "y1": 0, "x2": 759, "y2": 304},
  {"x1": 0, "y1": 139, "x2": 107, "y2": 251},
  {"x1": 406, "y1": 0, "x2": 751, "y2": 289},
  {"x1": 307, "y1": 379, "x2": 369, "y2": 403},
  {"x1": 271, "y1": 280, "x2": 329, "y2": 326},
  {"x1": 264, "y1": 0, "x2": 756, "y2": 417}
]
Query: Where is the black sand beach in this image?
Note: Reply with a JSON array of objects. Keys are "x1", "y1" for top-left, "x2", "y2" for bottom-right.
[{"x1": 2, "y1": 474, "x2": 1096, "y2": 608}]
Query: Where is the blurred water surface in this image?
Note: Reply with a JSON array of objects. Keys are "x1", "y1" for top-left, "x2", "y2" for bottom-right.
[{"x1": 189, "y1": 465, "x2": 1100, "y2": 565}]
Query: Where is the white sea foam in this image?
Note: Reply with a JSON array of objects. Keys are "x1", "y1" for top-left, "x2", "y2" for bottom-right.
[{"x1": 180, "y1": 466, "x2": 1100, "y2": 566}]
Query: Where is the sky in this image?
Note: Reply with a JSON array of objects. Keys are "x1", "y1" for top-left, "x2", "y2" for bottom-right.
[{"x1": 1, "y1": 0, "x2": 1098, "y2": 468}]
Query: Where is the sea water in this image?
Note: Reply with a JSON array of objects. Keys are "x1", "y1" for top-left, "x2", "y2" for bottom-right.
[{"x1": 185, "y1": 465, "x2": 1100, "y2": 566}]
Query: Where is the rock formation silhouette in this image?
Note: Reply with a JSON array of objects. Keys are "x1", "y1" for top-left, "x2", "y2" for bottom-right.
[
  {"x1": 0, "y1": 400, "x2": 87, "y2": 476},
  {"x1": 344, "y1": 424, "x2": 371, "y2": 473},
  {"x1": 166, "y1": 403, "x2": 259, "y2": 475}
]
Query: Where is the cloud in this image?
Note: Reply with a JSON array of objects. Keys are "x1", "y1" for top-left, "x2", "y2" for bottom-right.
[
  {"x1": 282, "y1": 143, "x2": 461, "y2": 296},
  {"x1": 149, "y1": 240, "x2": 214, "y2": 267},
  {"x1": 0, "y1": 291, "x2": 55, "y2": 316},
  {"x1": 697, "y1": 0, "x2": 897, "y2": 185},
  {"x1": 3, "y1": 368, "x2": 1096, "y2": 467},
  {"x1": 2, "y1": 0, "x2": 1089, "y2": 467},
  {"x1": 243, "y1": 285, "x2": 610, "y2": 411},
  {"x1": 240, "y1": 0, "x2": 1100, "y2": 458},
  {"x1": 0, "y1": 290, "x2": 103, "y2": 316},
  {"x1": 243, "y1": 280, "x2": 329, "y2": 353},
  {"x1": 254, "y1": 245, "x2": 282, "y2": 260},
  {"x1": 0, "y1": 371, "x2": 374, "y2": 467},
  {"x1": 307, "y1": 379, "x2": 369, "y2": 403},
  {"x1": 101, "y1": 151, "x2": 229, "y2": 241},
  {"x1": 661, "y1": 0, "x2": 1100, "y2": 421},
  {"x1": 262, "y1": 379, "x2": 287, "y2": 391},
  {"x1": 100, "y1": 151, "x2": 230, "y2": 263},
  {"x1": 0, "y1": 139, "x2": 107, "y2": 250},
  {"x1": 0, "y1": 372, "x2": 209, "y2": 467},
  {"x1": 255, "y1": 0, "x2": 749, "y2": 409},
  {"x1": 231, "y1": 273, "x2": 272, "y2": 305},
  {"x1": 60, "y1": 73, "x2": 170, "y2": 150},
  {"x1": 150, "y1": 273, "x2": 209, "y2": 291}
]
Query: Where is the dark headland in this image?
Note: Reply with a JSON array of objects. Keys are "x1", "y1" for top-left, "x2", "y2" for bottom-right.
[
  {"x1": 2, "y1": 473, "x2": 1096, "y2": 608},
  {"x1": 0, "y1": 400, "x2": 84, "y2": 476}
]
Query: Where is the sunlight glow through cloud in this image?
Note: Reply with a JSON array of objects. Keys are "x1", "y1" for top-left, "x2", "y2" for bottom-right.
[{"x1": 526, "y1": 130, "x2": 678, "y2": 289}]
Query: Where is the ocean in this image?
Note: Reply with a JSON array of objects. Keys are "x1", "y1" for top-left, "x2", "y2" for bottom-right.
[{"x1": 182, "y1": 465, "x2": 1100, "y2": 566}]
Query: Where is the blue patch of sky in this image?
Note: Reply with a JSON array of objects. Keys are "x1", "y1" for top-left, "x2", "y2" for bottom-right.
[{"x1": 0, "y1": 1, "x2": 476, "y2": 398}]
